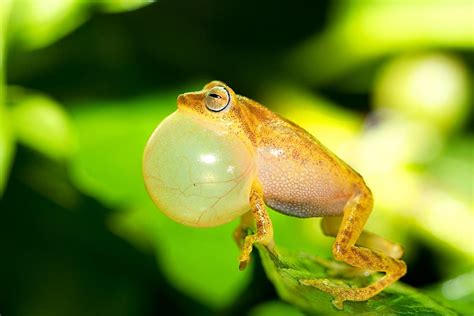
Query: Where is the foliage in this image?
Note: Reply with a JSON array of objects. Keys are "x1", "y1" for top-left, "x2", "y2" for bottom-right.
[
  {"x1": 257, "y1": 245, "x2": 457, "y2": 315},
  {"x1": 0, "y1": 0, "x2": 154, "y2": 193},
  {"x1": 425, "y1": 271, "x2": 474, "y2": 315},
  {"x1": 1, "y1": 0, "x2": 473, "y2": 315}
]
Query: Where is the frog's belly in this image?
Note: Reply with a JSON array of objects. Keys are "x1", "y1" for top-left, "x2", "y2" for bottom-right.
[{"x1": 256, "y1": 149, "x2": 355, "y2": 218}]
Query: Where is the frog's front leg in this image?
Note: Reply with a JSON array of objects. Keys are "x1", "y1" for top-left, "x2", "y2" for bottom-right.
[
  {"x1": 301, "y1": 189, "x2": 407, "y2": 309},
  {"x1": 238, "y1": 180, "x2": 275, "y2": 270},
  {"x1": 233, "y1": 211, "x2": 253, "y2": 248}
]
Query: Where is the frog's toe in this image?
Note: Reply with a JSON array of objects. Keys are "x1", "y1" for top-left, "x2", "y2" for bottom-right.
[
  {"x1": 299, "y1": 278, "x2": 350, "y2": 310},
  {"x1": 239, "y1": 257, "x2": 251, "y2": 270},
  {"x1": 239, "y1": 250, "x2": 252, "y2": 270}
]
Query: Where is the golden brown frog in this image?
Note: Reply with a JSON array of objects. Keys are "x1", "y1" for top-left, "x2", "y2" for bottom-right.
[{"x1": 143, "y1": 81, "x2": 407, "y2": 309}]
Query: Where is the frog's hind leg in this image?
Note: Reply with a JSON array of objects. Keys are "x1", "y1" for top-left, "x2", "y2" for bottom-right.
[
  {"x1": 301, "y1": 189, "x2": 407, "y2": 309},
  {"x1": 316, "y1": 216, "x2": 404, "y2": 278},
  {"x1": 322, "y1": 217, "x2": 404, "y2": 260}
]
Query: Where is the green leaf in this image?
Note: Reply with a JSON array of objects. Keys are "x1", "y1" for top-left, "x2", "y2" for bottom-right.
[
  {"x1": 0, "y1": 106, "x2": 15, "y2": 195},
  {"x1": 110, "y1": 206, "x2": 251, "y2": 309},
  {"x1": 425, "y1": 271, "x2": 474, "y2": 315},
  {"x1": 287, "y1": 1, "x2": 474, "y2": 85},
  {"x1": 373, "y1": 53, "x2": 470, "y2": 133},
  {"x1": 0, "y1": 0, "x2": 14, "y2": 195},
  {"x1": 7, "y1": 0, "x2": 154, "y2": 51},
  {"x1": 7, "y1": 0, "x2": 88, "y2": 50},
  {"x1": 69, "y1": 93, "x2": 175, "y2": 206},
  {"x1": 248, "y1": 301, "x2": 305, "y2": 316},
  {"x1": 9, "y1": 87, "x2": 76, "y2": 160},
  {"x1": 98, "y1": 0, "x2": 155, "y2": 13},
  {"x1": 257, "y1": 245, "x2": 457, "y2": 315}
]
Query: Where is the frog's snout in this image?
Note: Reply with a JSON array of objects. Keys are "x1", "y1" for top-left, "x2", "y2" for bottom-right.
[
  {"x1": 177, "y1": 91, "x2": 202, "y2": 109},
  {"x1": 177, "y1": 92, "x2": 195, "y2": 107},
  {"x1": 177, "y1": 93, "x2": 186, "y2": 107}
]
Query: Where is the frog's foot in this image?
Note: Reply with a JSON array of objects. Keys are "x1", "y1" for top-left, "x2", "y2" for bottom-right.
[
  {"x1": 239, "y1": 255, "x2": 251, "y2": 270},
  {"x1": 300, "y1": 278, "x2": 370, "y2": 310},
  {"x1": 239, "y1": 234, "x2": 277, "y2": 270},
  {"x1": 300, "y1": 278, "x2": 348, "y2": 309},
  {"x1": 301, "y1": 271, "x2": 401, "y2": 310},
  {"x1": 238, "y1": 235, "x2": 254, "y2": 270}
]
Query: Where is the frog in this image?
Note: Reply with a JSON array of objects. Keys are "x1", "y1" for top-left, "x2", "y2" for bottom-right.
[{"x1": 142, "y1": 81, "x2": 407, "y2": 309}]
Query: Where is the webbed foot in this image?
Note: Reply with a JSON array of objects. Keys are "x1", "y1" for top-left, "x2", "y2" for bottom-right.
[{"x1": 299, "y1": 278, "x2": 359, "y2": 310}]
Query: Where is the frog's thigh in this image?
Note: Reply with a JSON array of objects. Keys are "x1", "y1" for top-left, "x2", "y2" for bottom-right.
[
  {"x1": 238, "y1": 180, "x2": 275, "y2": 271},
  {"x1": 321, "y1": 217, "x2": 404, "y2": 259},
  {"x1": 303, "y1": 191, "x2": 406, "y2": 309}
]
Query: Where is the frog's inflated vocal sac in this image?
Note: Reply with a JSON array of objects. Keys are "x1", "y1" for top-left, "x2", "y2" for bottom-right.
[{"x1": 143, "y1": 81, "x2": 406, "y2": 309}]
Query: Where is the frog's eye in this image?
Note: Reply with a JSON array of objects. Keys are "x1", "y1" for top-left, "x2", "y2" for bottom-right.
[{"x1": 205, "y1": 86, "x2": 231, "y2": 112}]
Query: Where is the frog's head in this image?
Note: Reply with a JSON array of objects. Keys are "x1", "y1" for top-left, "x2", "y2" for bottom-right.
[
  {"x1": 177, "y1": 81, "x2": 243, "y2": 126},
  {"x1": 143, "y1": 81, "x2": 257, "y2": 227}
]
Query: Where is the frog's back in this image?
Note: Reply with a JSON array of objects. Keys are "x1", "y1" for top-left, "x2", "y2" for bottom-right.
[{"x1": 248, "y1": 103, "x2": 365, "y2": 218}]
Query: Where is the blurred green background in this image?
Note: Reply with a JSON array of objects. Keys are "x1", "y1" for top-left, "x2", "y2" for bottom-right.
[{"x1": 0, "y1": 0, "x2": 473, "y2": 315}]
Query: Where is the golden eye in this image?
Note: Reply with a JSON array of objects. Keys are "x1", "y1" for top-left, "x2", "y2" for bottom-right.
[{"x1": 205, "y1": 86, "x2": 230, "y2": 112}]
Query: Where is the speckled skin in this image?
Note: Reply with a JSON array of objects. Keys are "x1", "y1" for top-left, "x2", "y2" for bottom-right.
[
  {"x1": 170, "y1": 81, "x2": 407, "y2": 309},
  {"x1": 250, "y1": 102, "x2": 364, "y2": 218}
]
